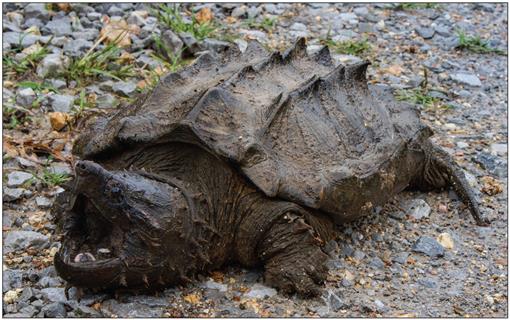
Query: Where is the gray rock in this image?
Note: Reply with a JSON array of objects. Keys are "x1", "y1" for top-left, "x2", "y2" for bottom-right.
[
  {"x1": 354, "y1": 7, "x2": 369, "y2": 16},
  {"x1": 35, "y1": 196, "x2": 52, "y2": 208},
  {"x1": 16, "y1": 88, "x2": 36, "y2": 107},
  {"x1": 3, "y1": 269, "x2": 23, "y2": 293},
  {"x1": 412, "y1": 236, "x2": 445, "y2": 258},
  {"x1": 3, "y1": 32, "x2": 39, "y2": 48},
  {"x1": 326, "y1": 290, "x2": 344, "y2": 312},
  {"x1": 290, "y1": 22, "x2": 307, "y2": 31},
  {"x1": 50, "y1": 94, "x2": 75, "y2": 113},
  {"x1": 42, "y1": 302, "x2": 67, "y2": 317},
  {"x1": 247, "y1": 6, "x2": 260, "y2": 18},
  {"x1": 127, "y1": 11, "x2": 147, "y2": 26},
  {"x1": 339, "y1": 12, "x2": 358, "y2": 23},
  {"x1": 358, "y1": 22, "x2": 373, "y2": 33},
  {"x1": 341, "y1": 278, "x2": 353, "y2": 287},
  {"x1": 19, "y1": 287, "x2": 36, "y2": 303},
  {"x1": 243, "y1": 283, "x2": 277, "y2": 299},
  {"x1": 234, "y1": 38, "x2": 248, "y2": 52},
  {"x1": 16, "y1": 305, "x2": 38, "y2": 317},
  {"x1": 239, "y1": 29, "x2": 268, "y2": 42},
  {"x1": 73, "y1": 305, "x2": 102, "y2": 317},
  {"x1": 434, "y1": 25, "x2": 451, "y2": 37},
  {"x1": 450, "y1": 73, "x2": 482, "y2": 87},
  {"x1": 4, "y1": 231, "x2": 49, "y2": 253},
  {"x1": 48, "y1": 162, "x2": 72, "y2": 176},
  {"x1": 105, "y1": 6, "x2": 122, "y2": 17},
  {"x1": 490, "y1": 143, "x2": 507, "y2": 155},
  {"x1": 202, "y1": 38, "x2": 231, "y2": 53},
  {"x1": 352, "y1": 250, "x2": 366, "y2": 261},
  {"x1": 231, "y1": 6, "x2": 247, "y2": 18},
  {"x1": 178, "y1": 32, "x2": 201, "y2": 55},
  {"x1": 24, "y1": 4, "x2": 49, "y2": 21},
  {"x1": 43, "y1": 17, "x2": 73, "y2": 36},
  {"x1": 38, "y1": 276, "x2": 63, "y2": 288},
  {"x1": 403, "y1": 199, "x2": 431, "y2": 220},
  {"x1": 100, "y1": 300, "x2": 164, "y2": 317},
  {"x1": 7, "y1": 171, "x2": 33, "y2": 187},
  {"x1": 369, "y1": 256, "x2": 385, "y2": 269},
  {"x1": 96, "y1": 94, "x2": 119, "y2": 109},
  {"x1": 392, "y1": 252, "x2": 409, "y2": 264},
  {"x1": 72, "y1": 28, "x2": 99, "y2": 41},
  {"x1": 40, "y1": 288, "x2": 66, "y2": 303},
  {"x1": 112, "y1": 81, "x2": 137, "y2": 96},
  {"x1": 415, "y1": 27, "x2": 435, "y2": 39},
  {"x1": 160, "y1": 29, "x2": 184, "y2": 58},
  {"x1": 63, "y1": 38, "x2": 93, "y2": 57},
  {"x1": 37, "y1": 53, "x2": 71, "y2": 78},
  {"x1": 374, "y1": 299, "x2": 388, "y2": 313},
  {"x1": 418, "y1": 277, "x2": 438, "y2": 288},
  {"x1": 203, "y1": 279, "x2": 228, "y2": 292},
  {"x1": 16, "y1": 157, "x2": 38, "y2": 169},
  {"x1": 87, "y1": 12, "x2": 102, "y2": 21},
  {"x1": 3, "y1": 187, "x2": 25, "y2": 202}
]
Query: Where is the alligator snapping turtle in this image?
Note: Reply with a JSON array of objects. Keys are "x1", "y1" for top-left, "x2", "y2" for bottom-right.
[{"x1": 53, "y1": 38, "x2": 485, "y2": 296}]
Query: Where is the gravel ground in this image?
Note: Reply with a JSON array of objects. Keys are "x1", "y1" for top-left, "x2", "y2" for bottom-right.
[{"x1": 2, "y1": 3, "x2": 507, "y2": 317}]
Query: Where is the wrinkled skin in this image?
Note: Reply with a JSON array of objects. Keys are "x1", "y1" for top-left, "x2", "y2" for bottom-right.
[{"x1": 54, "y1": 38, "x2": 486, "y2": 296}]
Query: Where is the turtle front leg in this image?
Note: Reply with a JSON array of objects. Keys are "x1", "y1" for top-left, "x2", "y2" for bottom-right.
[
  {"x1": 258, "y1": 209, "x2": 334, "y2": 296},
  {"x1": 413, "y1": 140, "x2": 488, "y2": 225}
]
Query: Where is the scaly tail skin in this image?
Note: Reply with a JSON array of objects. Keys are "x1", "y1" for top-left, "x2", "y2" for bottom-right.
[{"x1": 420, "y1": 140, "x2": 489, "y2": 226}]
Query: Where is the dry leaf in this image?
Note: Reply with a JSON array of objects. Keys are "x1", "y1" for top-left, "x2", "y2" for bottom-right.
[
  {"x1": 195, "y1": 7, "x2": 213, "y2": 24},
  {"x1": 226, "y1": 16, "x2": 237, "y2": 24},
  {"x1": 210, "y1": 271, "x2": 224, "y2": 282},
  {"x1": 48, "y1": 112, "x2": 71, "y2": 131},
  {"x1": 481, "y1": 176, "x2": 503, "y2": 196},
  {"x1": 57, "y1": 3, "x2": 71, "y2": 11},
  {"x1": 183, "y1": 293, "x2": 200, "y2": 304},
  {"x1": 136, "y1": 80, "x2": 147, "y2": 90},
  {"x1": 99, "y1": 17, "x2": 140, "y2": 47},
  {"x1": 437, "y1": 232, "x2": 454, "y2": 250},
  {"x1": 386, "y1": 65, "x2": 404, "y2": 76},
  {"x1": 117, "y1": 51, "x2": 135, "y2": 64}
]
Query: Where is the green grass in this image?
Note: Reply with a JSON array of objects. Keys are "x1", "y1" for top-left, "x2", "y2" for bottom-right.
[
  {"x1": 153, "y1": 4, "x2": 216, "y2": 41},
  {"x1": 65, "y1": 42, "x2": 136, "y2": 84},
  {"x1": 3, "y1": 46, "x2": 49, "y2": 75},
  {"x1": 242, "y1": 16, "x2": 277, "y2": 32},
  {"x1": 38, "y1": 168, "x2": 71, "y2": 187},
  {"x1": 72, "y1": 89, "x2": 94, "y2": 118},
  {"x1": 395, "y1": 88, "x2": 455, "y2": 111},
  {"x1": 456, "y1": 30, "x2": 506, "y2": 55},
  {"x1": 321, "y1": 37, "x2": 371, "y2": 56},
  {"x1": 392, "y1": 3, "x2": 440, "y2": 10},
  {"x1": 18, "y1": 81, "x2": 59, "y2": 94},
  {"x1": 395, "y1": 88, "x2": 440, "y2": 108},
  {"x1": 3, "y1": 106, "x2": 23, "y2": 129}
]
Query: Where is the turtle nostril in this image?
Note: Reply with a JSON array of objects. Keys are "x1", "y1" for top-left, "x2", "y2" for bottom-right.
[{"x1": 76, "y1": 162, "x2": 89, "y2": 176}]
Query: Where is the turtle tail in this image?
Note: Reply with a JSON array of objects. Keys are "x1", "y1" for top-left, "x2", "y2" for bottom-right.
[{"x1": 419, "y1": 141, "x2": 489, "y2": 226}]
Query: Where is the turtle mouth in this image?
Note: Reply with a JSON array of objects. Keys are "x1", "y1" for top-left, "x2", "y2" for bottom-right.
[{"x1": 54, "y1": 193, "x2": 125, "y2": 288}]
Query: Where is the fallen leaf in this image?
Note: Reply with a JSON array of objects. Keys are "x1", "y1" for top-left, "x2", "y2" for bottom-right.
[
  {"x1": 183, "y1": 293, "x2": 201, "y2": 304},
  {"x1": 48, "y1": 112, "x2": 72, "y2": 131},
  {"x1": 210, "y1": 271, "x2": 224, "y2": 282},
  {"x1": 226, "y1": 16, "x2": 237, "y2": 24},
  {"x1": 437, "y1": 232, "x2": 454, "y2": 250},
  {"x1": 117, "y1": 51, "x2": 135, "y2": 64},
  {"x1": 195, "y1": 7, "x2": 213, "y2": 24},
  {"x1": 99, "y1": 16, "x2": 140, "y2": 47},
  {"x1": 57, "y1": 3, "x2": 71, "y2": 11},
  {"x1": 481, "y1": 176, "x2": 503, "y2": 196},
  {"x1": 386, "y1": 65, "x2": 404, "y2": 76}
]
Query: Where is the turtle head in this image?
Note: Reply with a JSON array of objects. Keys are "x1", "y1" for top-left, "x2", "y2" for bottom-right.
[{"x1": 54, "y1": 160, "x2": 191, "y2": 290}]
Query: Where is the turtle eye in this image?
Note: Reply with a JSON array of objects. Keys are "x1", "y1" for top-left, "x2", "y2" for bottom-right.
[{"x1": 105, "y1": 182, "x2": 124, "y2": 203}]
